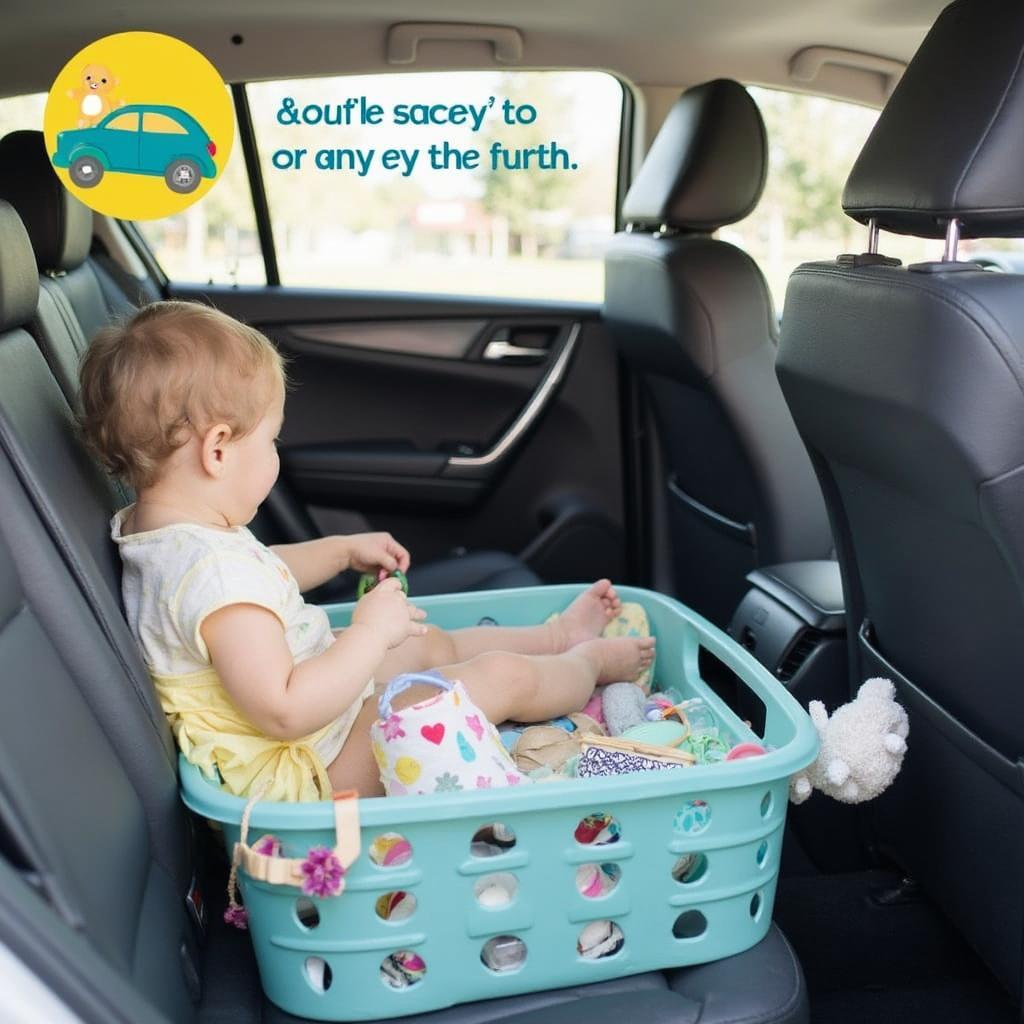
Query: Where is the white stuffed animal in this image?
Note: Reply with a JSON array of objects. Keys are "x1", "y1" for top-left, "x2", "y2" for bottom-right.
[{"x1": 790, "y1": 677, "x2": 908, "y2": 805}]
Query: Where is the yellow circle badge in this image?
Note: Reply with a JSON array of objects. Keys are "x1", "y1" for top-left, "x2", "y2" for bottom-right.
[{"x1": 44, "y1": 32, "x2": 233, "y2": 220}]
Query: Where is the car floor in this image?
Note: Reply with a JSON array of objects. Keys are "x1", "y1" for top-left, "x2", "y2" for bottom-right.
[{"x1": 775, "y1": 828, "x2": 1018, "y2": 1024}]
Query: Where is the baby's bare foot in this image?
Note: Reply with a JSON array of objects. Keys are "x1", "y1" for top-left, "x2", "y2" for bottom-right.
[
  {"x1": 576, "y1": 635, "x2": 656, "y2": 684},
  {"x1": 554, "y1": 580, "x2": 623, "y2": 651}
]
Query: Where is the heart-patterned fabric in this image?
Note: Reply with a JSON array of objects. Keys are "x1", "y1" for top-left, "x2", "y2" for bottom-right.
[{"x1": 370, "y1": 674, "x2": 528, "y2": 795}]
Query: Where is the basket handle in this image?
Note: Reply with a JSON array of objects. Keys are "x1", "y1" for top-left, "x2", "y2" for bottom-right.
[
  {"x1": 234, "y1": 788, "x2": 361, "y2": 887},
  {"x1": 377, "y1": 669, "x2": 454, "y2": 719}
]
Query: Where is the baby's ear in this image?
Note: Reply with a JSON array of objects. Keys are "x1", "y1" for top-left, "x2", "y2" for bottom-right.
[{"x1": 200, "y1": 422, "x2": 233, "y2": 476}]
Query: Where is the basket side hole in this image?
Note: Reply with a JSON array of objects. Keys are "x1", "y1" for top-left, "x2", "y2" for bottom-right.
[
  {"x1": 698, "y1": 645, "x2": 766, "y2": 737},
  {"x1": 375, "y1": 891, "x2": 417, "y2": 922},
  {"x1": 295, "y1": 897, "x2": 320, "y2": 930},
  {"x1": 304, "y1": 957, "x2": 332, "y2": 993},
  {"x1": 481, "y1": 935, "x2": 528, "y2": 973},
  {"x1": 756, "y1": 840, "x2": 769, "y2": 868},
  {"x1": 381, "y1": 950, "x2": 427, "y2": 989},
  {"x1": 574, "y1": 812, "x2": 621, "y2": 846},
  {"x1": 471, "y1": 823, "x2": 517, "y2": 857},
  {"x1": 474, "y1": 873, "x2": 518, "y2": 908},
  {"x1": 674, "y1": 799, "x2": 712, "y2": 835},
  {"x1": 671, "y1": 852, "x2": 708, "y2": 884},
  {"x1": 577, "y1": 920, "x2": 625, "y2": 959},
  {"x1": 368, "y1": 833, "x2": 413, "y2": 868},
  {"x1": 760, "y1": 791, "x2": 773, "y2": 819},
  {"x1": 672, "y1": 910, "x2": 707, "y2": 940},
  {"x1": 576, "y1": 862, "x2": 622, "y2": 898},
  {"x1": 750, "y1": 892, "x2": 763, "y2": 920}
]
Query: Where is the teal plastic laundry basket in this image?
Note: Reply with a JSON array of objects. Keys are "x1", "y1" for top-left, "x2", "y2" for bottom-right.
[{"x1": 180, "y1": 584, "x2": 818, "y2": 1022}]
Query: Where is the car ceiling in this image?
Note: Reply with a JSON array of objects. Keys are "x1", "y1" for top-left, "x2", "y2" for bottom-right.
[{"x1": 5, "y1": 0, "x2": 949, "y2": 109}]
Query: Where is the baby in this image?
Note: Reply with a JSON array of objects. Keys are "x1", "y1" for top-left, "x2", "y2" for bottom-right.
[{"x1": 78, "y1": 301, "x2": 654, "y2": 801}]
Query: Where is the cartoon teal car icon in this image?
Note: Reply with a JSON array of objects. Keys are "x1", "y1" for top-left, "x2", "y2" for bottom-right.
[{"x1": 51, "y1": 104, "x2": 217, "y2": 194}]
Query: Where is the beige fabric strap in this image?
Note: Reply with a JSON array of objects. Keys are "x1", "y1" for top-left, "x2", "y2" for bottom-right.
[{"x1": 236, "y1": 789, "x2": 361, "y2": 884}]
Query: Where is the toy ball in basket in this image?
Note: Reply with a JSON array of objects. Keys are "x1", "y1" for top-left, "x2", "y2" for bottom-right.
[{"x1": 179, "y1": 584, "x2": 820, "y2": 1022}]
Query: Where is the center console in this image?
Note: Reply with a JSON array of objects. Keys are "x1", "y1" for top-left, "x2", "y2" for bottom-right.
[
  {"x1": 727, "y1": 560, "x2": 848, "y2": 712},
  {"x1": 727, "y1": 560, "x2": 867, "y2": 870}
]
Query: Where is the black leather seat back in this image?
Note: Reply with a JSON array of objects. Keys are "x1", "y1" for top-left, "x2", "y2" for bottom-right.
[
  {"x1": 0, "y1": 131, "x2": 140, "y2": 407},
  {"x1": 0, "y1": 200, "x2": 198, "y2": 1020},
  {"x1": 777, "y1": 0, "x2": 1024, "y2": 1001},
  {"x1": 604, "y1": 81, "x2": 831, "y2": 625}
]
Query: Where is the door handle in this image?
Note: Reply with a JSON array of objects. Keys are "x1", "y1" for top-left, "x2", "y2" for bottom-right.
[
  {"x1": 445, "y1": 322, "x2": 580, "y2": 480},
  {"x1": 483, "y1": 340, "x2": 548, "y2": 362}
]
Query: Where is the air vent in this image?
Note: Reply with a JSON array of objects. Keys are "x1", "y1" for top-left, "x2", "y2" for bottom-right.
[{"x1": 777, "y1": 629, "x2": 822, "y2": 681}]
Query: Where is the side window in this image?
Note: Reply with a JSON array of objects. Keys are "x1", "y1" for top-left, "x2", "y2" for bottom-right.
[
  {"x1": 103, "y1": 112, "x2": 140, "y2": 132},
  {"x1": 245, "y1": 71, "x2": 623, "y2": 301},
  {"x1": 0, "y1": 94, "x2": 47, "y2": 139},
  {"x1": 725, "y1": 88, "x2": 936, "y2": 311},
  {"x1": 142, "y1": 112, "x2": 188, "y2": 135},
  {"x1": 136, "y1": 107, "x2": 265, "y2": 285}
]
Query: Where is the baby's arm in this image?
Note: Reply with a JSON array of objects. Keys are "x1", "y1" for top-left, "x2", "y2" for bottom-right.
[
  {"x1": 201, "y1": 579, "x2": 425, "y2": 740},
  {"x1": 270, "y1": 532, "x2": 411, "y2": 594}
]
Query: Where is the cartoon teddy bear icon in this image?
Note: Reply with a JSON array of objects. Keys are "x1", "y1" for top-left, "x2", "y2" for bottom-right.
[{"x1": 67, "y1": 63, "x2": 125, "y2": 127}]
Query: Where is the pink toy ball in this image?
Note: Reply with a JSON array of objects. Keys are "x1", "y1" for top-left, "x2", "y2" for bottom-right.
[{"x1": 726, "y1": 742, "x2": 767, "y2": 761}]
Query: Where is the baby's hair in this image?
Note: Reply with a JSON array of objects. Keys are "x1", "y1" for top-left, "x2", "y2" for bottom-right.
[{"x1": 78, "y1": 300, "x2": 288, "y2": 490}]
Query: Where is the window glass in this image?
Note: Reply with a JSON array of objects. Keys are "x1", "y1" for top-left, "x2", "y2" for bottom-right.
[
  {"x1": 0, "y1": 93, "x2": 46, "y2": 138},
  {"x1": 142, "y1": 112, "x2": 188, "y2": 134},
  {"x1": 245, "y1": 71, "x2": 623, "y2": 301},
  {"x1": 135, "y1": 103, "x2": 265, "y2": 285},
  {"x1": 725, "y1": 88, "x2": 942, "y2": 310},
  {"x1": 104, "y1": 112, "x2": 139, "y2": 132}
]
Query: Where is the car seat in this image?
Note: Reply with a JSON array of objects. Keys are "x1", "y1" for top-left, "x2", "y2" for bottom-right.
[
  {"x1": 604, "y1": 80, "x2": 833, "y2": 626},
  {"x1": 776, "y1": 0, "x2": 1024, "y2": 1003}
]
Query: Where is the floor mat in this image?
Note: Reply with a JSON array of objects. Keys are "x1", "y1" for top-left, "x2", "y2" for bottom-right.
[{"x1": 774, "y1": 864, "x2": 1017, "y2": 1024}]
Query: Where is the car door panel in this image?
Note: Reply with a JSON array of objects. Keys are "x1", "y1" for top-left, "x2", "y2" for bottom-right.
[{"x1": 170, "y1": 285, "x2": 627, "y2": 583}]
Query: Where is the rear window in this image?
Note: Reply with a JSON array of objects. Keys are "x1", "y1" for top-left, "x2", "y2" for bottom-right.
[{"x1": 726, "y1": 88, "x2": 938, "y2": 310}]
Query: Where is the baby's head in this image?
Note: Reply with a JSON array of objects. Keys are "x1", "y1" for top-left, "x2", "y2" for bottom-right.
[{"x1": 79, "y1": 301, "x2": 287, "y2": 513}]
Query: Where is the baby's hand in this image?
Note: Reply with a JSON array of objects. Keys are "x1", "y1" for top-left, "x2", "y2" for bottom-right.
[
  {"x1": 346, "y1": 532, "x2": 411, "y2": 575},
  {"x1": 351, "y1": 577, "x2": 426, "y2": 649}
]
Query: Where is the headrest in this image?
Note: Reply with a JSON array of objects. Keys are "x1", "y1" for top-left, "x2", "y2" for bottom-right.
[
  {"x1": 844, "y1": 0, "x2": 1024, "y2": 238},
  {"x1": 0, "y1": 131, "x2": 92, "y2": 271},
  {"x1": 0, "y1": 201, "x2": 41, "y2": 332},
  {"x1": 622, "y1": 79, "x2": 767, "y2": 232}
]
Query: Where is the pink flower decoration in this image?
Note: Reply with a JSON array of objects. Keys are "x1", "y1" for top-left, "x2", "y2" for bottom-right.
[
  {"x1": 382, "y1": 714, "x2": 406, "y2": 741},
  {"x1": 476, "y1": 776, "x2": 492, "y2": 788},
  {"x1": 252, "y1": 834, "x2": 282, "y2": 857},
  {"x1": 301, "y1": 846, "x2": 346, "y2": 898},
  {"x1": 506, "y1": 773, "x2": 522, "y2": 786},
  {"x1": 223, "y1": 905, "x2": 249, "y2": 930}
]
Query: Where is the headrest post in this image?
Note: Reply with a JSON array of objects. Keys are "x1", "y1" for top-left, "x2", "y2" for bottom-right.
[
  {"x1": 867, "y1": 218, "x2": 879, "y2": 255},
  {"x1": 942, "y1": 218, "x2": 961, "y2": 262}
]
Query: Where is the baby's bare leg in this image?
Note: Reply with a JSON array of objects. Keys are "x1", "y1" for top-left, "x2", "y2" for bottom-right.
[
  {"x1": 326, "y1": 637, "x2": 654, "y2": 797},
  {"x1": 356, "y1": 579, "x2": 628, "y2": 684},
  {"x1": 326, "y1": 696, "x2": 386, "y2": 798}
]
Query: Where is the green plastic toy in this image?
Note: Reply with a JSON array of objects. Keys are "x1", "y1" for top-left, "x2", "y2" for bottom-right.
[{"x1": 356, "y1": 568, "x2": 409, "y2": 599}]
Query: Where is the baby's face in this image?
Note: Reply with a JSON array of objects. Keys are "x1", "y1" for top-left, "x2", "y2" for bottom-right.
[{"x1": 223, "y1": 378, "x2": 285, "y2": 526}]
